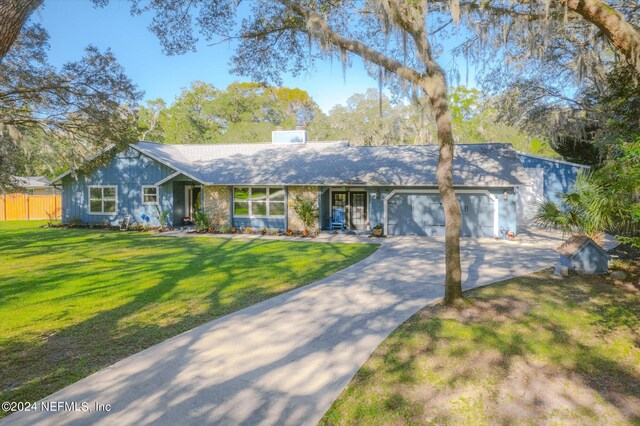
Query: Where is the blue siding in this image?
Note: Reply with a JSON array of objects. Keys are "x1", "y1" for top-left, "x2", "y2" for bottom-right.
[
  {"x1": 232, "y1": 217, "x2": 285, "y2": 231},
  {"x1": 517, "y1": 153, "x2": 588, "y2": 205},
  {"x1": 61, "y1": 147, "x2": 176, "y2": 226}
]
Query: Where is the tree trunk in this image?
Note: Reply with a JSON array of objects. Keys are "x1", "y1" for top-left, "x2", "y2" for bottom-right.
[
  {"x1": 558, "y1": 0, "x2": 640, "y2": 72},
  {"x1": 422, "y1": 71, "x2": 463, "y2": 305},
  {"x1": 0, "y1": 0, "x2": 42, "y2": 61},
  {"x1": 279, "y1": 0, "x2": 465, "y2": 304}
]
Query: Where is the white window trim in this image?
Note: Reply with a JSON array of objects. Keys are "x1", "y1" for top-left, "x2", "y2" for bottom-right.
[
  {"x1": 233, "y1": 186, "x2": 285, "y2": 218},
  {"x1": 141, "y1": 185, "x2": 159, "y2": 205},
  {"x1": 88, "y1": 185, "x2": 118, "y2": 215}
]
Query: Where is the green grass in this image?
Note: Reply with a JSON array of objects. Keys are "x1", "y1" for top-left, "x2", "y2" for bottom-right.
[
  {"x1": 0, "y1": 221, "x2": 378, "y2": 415},
  {"x1": 322, "y1": 260, "x2": 640, "y2": 425}
]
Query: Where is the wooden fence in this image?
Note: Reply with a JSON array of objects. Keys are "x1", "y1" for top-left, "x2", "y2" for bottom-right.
[{"x1": 0, "y1": 194, "x2": 61, "y2": 221}]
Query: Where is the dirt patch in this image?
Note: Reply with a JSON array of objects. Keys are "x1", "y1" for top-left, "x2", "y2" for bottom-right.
[
  {"x1": 609, "y1": 243, "x2": 640, "y2": 262},
  {"x1": 323, "y1": 258, "x2": 640, "y2": 425}
]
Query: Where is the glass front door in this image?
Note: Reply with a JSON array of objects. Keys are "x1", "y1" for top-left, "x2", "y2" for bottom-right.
[
  {"x1": 330, "y1": 190, "x2": 367, "y2": 230},
  {"x1": 349, "y1": 192, "x2": 367, "y2": 229}
]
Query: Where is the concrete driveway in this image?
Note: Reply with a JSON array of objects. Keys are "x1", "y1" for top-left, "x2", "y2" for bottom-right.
[{"x1": 1, "y1": 229, "x2": 610, "y2": 426}]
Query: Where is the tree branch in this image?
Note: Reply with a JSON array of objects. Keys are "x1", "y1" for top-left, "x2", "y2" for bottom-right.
[
  {"x1": 557, "y1": 0, "x2": 640, "y2": 73},
  {"x1": 276, "y1": 0, "x2": 426, "y2": 85}
]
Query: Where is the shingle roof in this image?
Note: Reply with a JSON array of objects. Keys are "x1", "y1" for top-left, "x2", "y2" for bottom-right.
[
  {"x1": 555, "y1": 235, "x2": 611, "y2": 259},
  {"x1": 133, "y1": 141, "x2": 530, "y2": 187},
  {"x1": 11, "y1": 176, "x2": 50, "y2": 188}
]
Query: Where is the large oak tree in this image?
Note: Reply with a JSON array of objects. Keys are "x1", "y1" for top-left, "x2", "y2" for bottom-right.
[
  {"x1": 1, "y1": 4, "x2": 141, "y2": 188},
  {"x1": 4, "y1": 0, "x2": 638, "y2": 303},
  {"x1": 105, "y1": 0, "x2": 465, "y2": 303}
]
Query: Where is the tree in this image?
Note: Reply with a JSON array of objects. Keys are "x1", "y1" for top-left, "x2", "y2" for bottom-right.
[
  {"x1": 161, "y1": 81, "x2": 221, "y2": 144},
  {"x1": 0, "y1": 0, "x2": 42, "y2": 60},
  {"x1": 1, "y1": 23, "x2": 141, "y2": 189},
  {"x1": 323, "y1": 89, "x2": 421, "y2": 146},
  {"x1": 138, "y1": 98, "x2": 167, "y2": 142},
  {"x1": 136, "y1": 81, "x2": 322, "y2": 144},
  {"x1": 458, "y1": 0, "x2": 640, "y2": 164},
  {"x1": 558, "y1": 0, "x2": 640, "y2": 72},
  {"x1": 107, "y1": 0, "x2": 466, "y2": 304}
]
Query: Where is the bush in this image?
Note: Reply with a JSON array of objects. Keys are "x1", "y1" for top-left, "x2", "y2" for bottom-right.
[
  {"x1": 535, "y1": 171, "x2": 614, "y2": 244},
  {"x1": 155, "y1": 206, "x2": 170, "y2": 231},
  {"x1": 193, "y1": 210, "x2": 210, "y2": 232},
  {"x1": 292, "y1": 196, "x2": 318, "y2": 234}
]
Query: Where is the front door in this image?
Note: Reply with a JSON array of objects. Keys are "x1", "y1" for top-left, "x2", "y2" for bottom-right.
[
  {"x1": 349, "y1": 192, "x2": 367, "y2": 230},
  {"x1": 184, "y1": 186, "x2": 202, "y2": 218}
]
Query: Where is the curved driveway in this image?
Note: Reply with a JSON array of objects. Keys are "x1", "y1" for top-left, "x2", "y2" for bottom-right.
[{"x1": 2, "y1": 229, "x2": 601, "y2": 426}]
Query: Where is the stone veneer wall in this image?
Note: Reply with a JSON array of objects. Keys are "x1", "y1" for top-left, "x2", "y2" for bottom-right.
[
  {"x1": 203, "y1": 185, "x2": 231, "y2": 229},
  {"x1": 287, "y1": 186, "x2": 319, "y2": 232}
]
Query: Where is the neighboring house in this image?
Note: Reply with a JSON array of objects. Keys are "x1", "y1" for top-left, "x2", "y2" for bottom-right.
[
  {"x1": 1, "y1": 176, "x2": 61, "y2": 221},
  {"x1": 6, "y1": 176, "x2": 60, "y2": 195},
  {"x1": 515, "y1": 153, "x2": 590, "y2": 223},
  {"x1": 50, "y1": 130, "x2": 585, "y2": 236}
]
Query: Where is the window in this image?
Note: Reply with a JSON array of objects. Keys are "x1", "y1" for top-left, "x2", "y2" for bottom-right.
[
  {"x1": 142, "y1": 186, "x2": 158, "y2": 204},
  {"x1": 89, "y1": 186, "x2": 117, "y2": 214},
  {"x1": 234, "y1": 187, "x2": 285, "y2": 217}
]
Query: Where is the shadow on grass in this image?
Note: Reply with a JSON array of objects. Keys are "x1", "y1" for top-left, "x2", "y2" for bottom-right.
[
  {"x1": 0, "y1": 227, "x2": 377, "y2": 417},
  {"x1": 326, "y1": 269, "x2": 640, "y2": 425}
]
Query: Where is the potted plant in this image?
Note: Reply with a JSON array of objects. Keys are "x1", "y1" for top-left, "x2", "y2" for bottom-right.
[{"x1": 372, "y1": 223, "x2": 384, "y2": 237}]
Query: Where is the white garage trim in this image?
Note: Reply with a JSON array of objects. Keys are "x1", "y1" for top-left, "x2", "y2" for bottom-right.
[{"x1": 383, "y1": 189, "x2": 499, "y2": 237}]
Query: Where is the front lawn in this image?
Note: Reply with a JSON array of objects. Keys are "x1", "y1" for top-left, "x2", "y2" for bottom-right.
[
  {"x1": 323, "y1": 256, "x2": 640, "y2": 425},
  {"x1": 0, "y1": 221, "x2": 378, "y2": 415}
]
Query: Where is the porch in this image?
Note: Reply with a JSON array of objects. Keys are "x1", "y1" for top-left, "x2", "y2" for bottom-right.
[{"x1": 318, "y1": 187, "x2": 373, "y2": 232}]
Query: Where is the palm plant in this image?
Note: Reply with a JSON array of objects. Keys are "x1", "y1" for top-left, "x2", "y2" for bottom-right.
[{"x1": 534, "y1": 171, "x2": 618, "y2": 245}]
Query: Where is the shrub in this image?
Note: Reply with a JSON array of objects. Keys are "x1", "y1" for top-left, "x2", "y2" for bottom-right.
[
  {"x1": 193, "y1": 210, "x2": 210, "y2": 232},
  {"x1": 291, "y1": 196, "x2": 318, "y2": 234},
  {"x1": 535, "y1": 171, "x2": 621, "y2": 245},
  {"x1": 155, "y1": 206, "x2": 170, "y2": 231}
]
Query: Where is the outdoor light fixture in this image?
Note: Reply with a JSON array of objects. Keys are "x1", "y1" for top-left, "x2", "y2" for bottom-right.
[{"x1": 503, "y1": 191, "x2": 509, "y2": 201}]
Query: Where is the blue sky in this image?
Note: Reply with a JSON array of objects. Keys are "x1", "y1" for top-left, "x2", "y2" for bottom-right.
[{"x1": 33, "y1": 1, "x2": 476, "y2": 112}]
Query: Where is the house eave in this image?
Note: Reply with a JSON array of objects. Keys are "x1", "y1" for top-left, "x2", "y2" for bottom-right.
[{"x1": 129, "y1": 144, "x2": 206, "y2": 185}]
